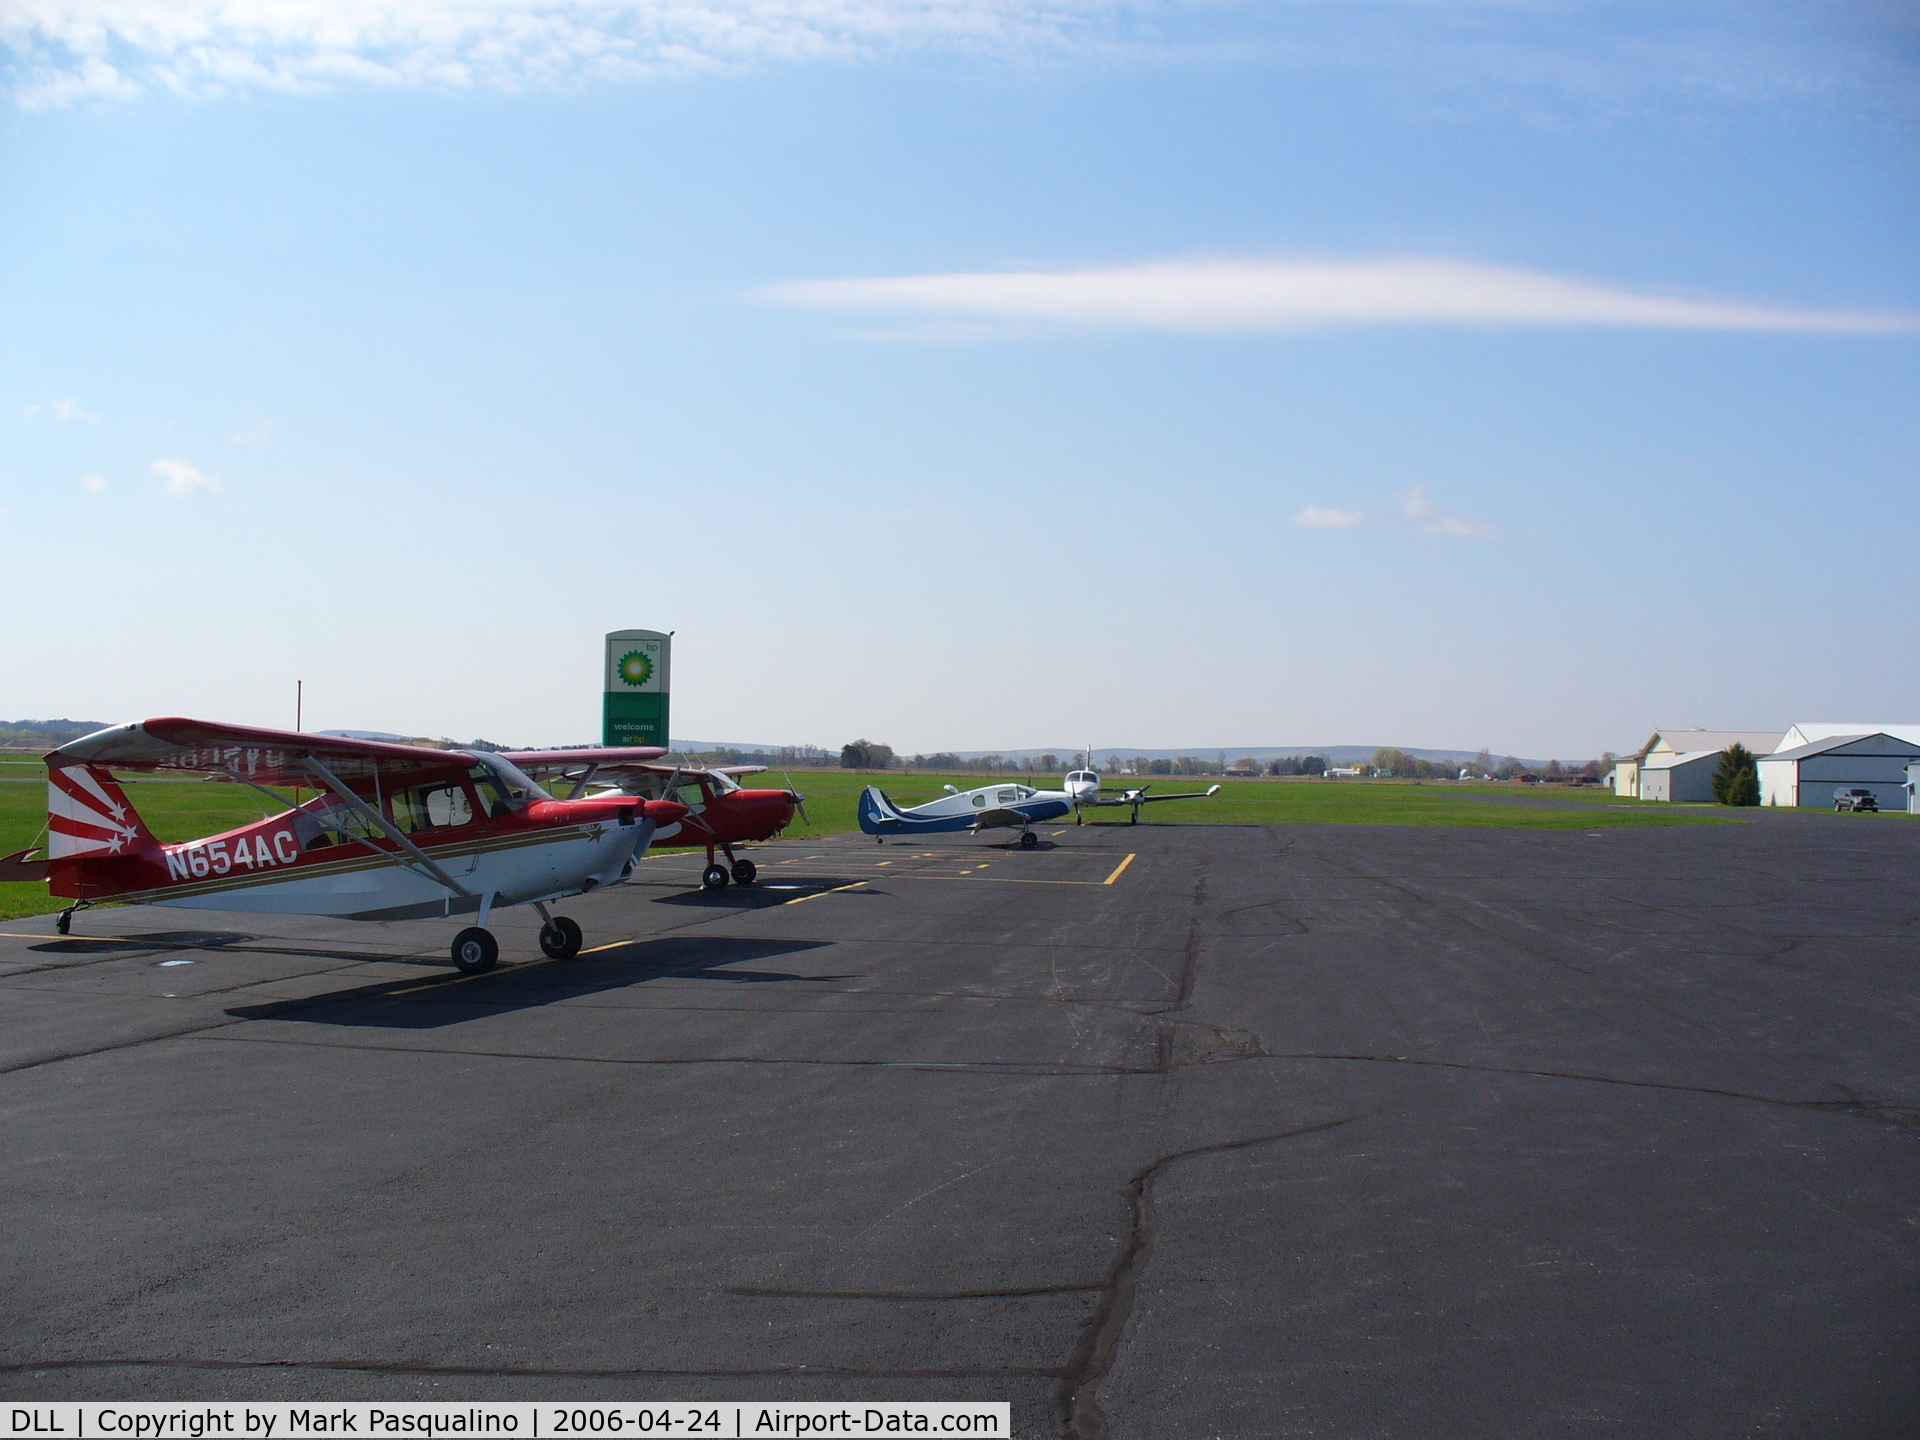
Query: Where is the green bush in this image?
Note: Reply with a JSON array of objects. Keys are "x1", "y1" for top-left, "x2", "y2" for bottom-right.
[{"x1": 1713, "y1": 744, "x2": 1759, "y2": 806}]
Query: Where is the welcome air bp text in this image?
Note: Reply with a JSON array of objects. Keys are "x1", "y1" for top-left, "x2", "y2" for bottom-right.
[{"x1": 4, "y1": 1408, "x2": 1008, "y2": 1440}]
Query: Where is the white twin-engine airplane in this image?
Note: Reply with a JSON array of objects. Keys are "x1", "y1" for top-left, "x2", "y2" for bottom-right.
[
  {"x1": 857, "y1": 753, "x2": 1220, "y2": 844},
  {"x1": 1062, "y1": 759, "x2": 1221, "y2": 824}
]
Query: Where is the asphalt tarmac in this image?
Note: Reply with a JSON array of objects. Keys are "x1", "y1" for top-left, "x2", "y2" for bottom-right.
[{"x1": 2, "y1": 817, "x2": 1916, "y2": 1438}]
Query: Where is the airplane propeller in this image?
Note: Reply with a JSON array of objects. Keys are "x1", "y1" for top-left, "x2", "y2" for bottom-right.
[{"x1": 782, "y1": 772, "x2": 812, "y2": 828}]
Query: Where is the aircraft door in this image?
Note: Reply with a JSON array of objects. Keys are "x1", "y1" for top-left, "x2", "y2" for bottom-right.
[{"x1": 393, "y1": 778, "x2": 485, "y2": 876}]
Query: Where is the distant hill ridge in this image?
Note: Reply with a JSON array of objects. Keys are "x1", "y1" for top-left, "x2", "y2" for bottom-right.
[
  {"x1": 0, "y1": 719, "x2": 113, "y2": 750},
  {"x1": 669, "y1": 741, "x2": 1558, "y2": 769},
  {"x1": 0, "y1": 721, "x2": 1559, "y2": 771}
]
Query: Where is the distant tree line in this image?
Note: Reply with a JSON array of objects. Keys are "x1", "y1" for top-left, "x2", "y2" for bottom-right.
[
  {"x1": 0, "y1": 719, "x2": 110, "y2": 750},
  {"x1": 1267, "y1": 755, "x2": 1329, "y2": 776},
  {"x1": 1364, "y1": 747, "x2": 1612, "y2": 781}
]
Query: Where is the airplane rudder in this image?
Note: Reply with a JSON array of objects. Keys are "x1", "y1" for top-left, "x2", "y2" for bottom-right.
[{"x1": 47, "y1": 763, "x2": 157, "y2": 859}]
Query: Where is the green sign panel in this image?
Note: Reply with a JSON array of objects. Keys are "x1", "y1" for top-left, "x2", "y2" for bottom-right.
[
  {"x1": 603, "y1": 691, "x2": 667, "y2": 748},
  {"x1": 603, "y1": 629, "x2": 670, "y2": 748}
]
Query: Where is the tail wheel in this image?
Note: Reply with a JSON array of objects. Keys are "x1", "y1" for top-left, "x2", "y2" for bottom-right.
[
  {"x1": 731, "y1": 859, "x2": 757, "y2": 885},
  {"x1": 1019, "y1": 831, "x2": 1038, "y2": 850},
  {"x1": 539, "y1": 916, "x2": 583, "y2": 959},
  {"x1": 451, "y1": 927, "x2": 499, "y2": 975},
  {"x1": 701, "y1": 864, "x2": 730, "y2": 890}
]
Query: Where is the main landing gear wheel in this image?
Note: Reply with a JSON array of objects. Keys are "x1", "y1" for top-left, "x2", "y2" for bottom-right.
[
  {"x1": 731, "y1": 859, "x2": 757, "y2": 885},
  {"x1": 702, "y1": 864, "x2": 730, "y2": 890},
  {"x1": 451, "y1": 927, "x2": 499, "y2": 975},
  {"x1": 539, "y1": 915, "x2": 584, "y2": 959},
  {"x1": 1019, "y1": 831, "x2": 1039, "y2": 850}
]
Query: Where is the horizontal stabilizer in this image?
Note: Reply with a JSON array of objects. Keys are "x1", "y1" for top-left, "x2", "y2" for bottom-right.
[{"x1": 0, "y1": 847, "x2": 48, "y2": 882}]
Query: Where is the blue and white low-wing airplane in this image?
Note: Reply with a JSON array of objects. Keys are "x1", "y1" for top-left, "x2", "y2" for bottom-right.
[{"x1": 858, "y1": 781, "x2": 1073, "y2": 848}]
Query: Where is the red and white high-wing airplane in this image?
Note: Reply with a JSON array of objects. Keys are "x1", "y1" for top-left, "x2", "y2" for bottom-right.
[
  {"x1": 4, "y1": 719, "x2": 688, "y2": 974},
  {"x1": 504, "y1": 751, "x2": 805, "y2": 891}
]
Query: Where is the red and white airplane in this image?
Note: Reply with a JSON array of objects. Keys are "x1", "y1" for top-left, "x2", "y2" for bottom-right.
[
  {"x1": 504, "y1": 751, "x2": 805, "y2": 891},
  {"x1": 4, "y1": 719, "x2": 688, "y2": 974}
]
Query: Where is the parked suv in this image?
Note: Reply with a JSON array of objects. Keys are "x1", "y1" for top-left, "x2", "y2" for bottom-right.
[{"x1": 1834, "y1": 788, "x2": 1880, "y2": 813}]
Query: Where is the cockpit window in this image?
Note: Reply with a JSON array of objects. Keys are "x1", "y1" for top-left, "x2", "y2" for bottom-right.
[
  {"x1": 707, "y1": 770, "x2": 740, "y2": 794},
  {"x1": 468, "y1": 754, "x2": 552, "y2": 816},
  {"x1": 390, "y1": 782, "x2": 475, "y2": 834}
]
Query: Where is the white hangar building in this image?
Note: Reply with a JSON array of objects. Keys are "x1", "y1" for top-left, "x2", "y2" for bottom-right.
[
  {"x1": 1758, "y1": 731, "x2": 1920, "y2": 810},
  {"x1": 1615, "y1": 729, "x2": 1784, "y2": 802}
]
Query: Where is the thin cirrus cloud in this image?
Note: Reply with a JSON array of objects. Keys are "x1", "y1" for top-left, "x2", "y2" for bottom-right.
[
  {"x1": 763, "y1": 257, "x2": 1920, "y2": 336},
  {"x1": 1, "y1": 0, "x2": 1126, "y2": 106},
  {"x1": 151, "y1": 458, "x2": 217, "y2": 498},
  {"x1": 1291, "y1": 506, "x2": 1365, "y2": 530},
  {"x1": 3, "y1": 1, "x2": 1907, "y2": 112},
  {"x1": 24, "y1": 398, "x2": 101, "y2": 423},
  {"x1": 1402, "y1": 483, "x2": 1494, "y2": 539}
]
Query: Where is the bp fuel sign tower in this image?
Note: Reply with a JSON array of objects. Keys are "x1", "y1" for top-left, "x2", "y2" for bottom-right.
[{"x1": 604, "y1": 630, "x2": 671, "y2": 748}]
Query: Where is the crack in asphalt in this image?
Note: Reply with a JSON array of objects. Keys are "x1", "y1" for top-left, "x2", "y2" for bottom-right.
[
  {"x1": 0, "y1": 1356, "x2": 1063, "y2": 1380},
  {"x1": 725, "y1": 1284, "x2": 1100, "y2": 1301},
  {"x1": 1261, "y1": 1053, "x2": 1920, "y2": 1134},
  {"x1": 194, "y1": 1034, "x2": 1152, "y2": 1074},
  {"x1": 1052, "y1": 1116, "x2": 1363, "y2": 1440}
]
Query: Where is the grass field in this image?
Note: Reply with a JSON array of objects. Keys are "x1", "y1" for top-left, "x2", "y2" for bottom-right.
[{"x1": 0, "y1": 762, "x2": 1756, "y2": 922}]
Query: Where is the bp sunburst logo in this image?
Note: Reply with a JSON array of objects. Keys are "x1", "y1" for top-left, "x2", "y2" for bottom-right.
[{"x1": 616, "y1": 650, "x2": 654, "y2": 687}]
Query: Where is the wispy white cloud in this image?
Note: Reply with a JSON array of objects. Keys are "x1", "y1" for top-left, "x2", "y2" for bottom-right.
[
  {"x1": 24, "y1": 398, "x2": 102, "y2": 423},
  {"x1": 81, "y1": 473, "x2": 107, "y2": 492},
  {"x1": 1402, "y1": 482, "x2": 1494, "y2": 539},
  {"x1": 1292, "y1": 505, "x2": 1365, "y2": 530},
  {"x1": 229, "y1": 418, "x2": 272, "y2": 444},
  {"x1": 4, "y1": 0, "x2": 1910, "y2": 113},
  {"x1": 765, "y1": 256, "x2": 1920, "y2": 336},
  {"x1": 1, "y1": 0, "x2": 1128, "y2": 106},
  {"x1": 151, "y1": 457, "x2": 217, "y2": 498}
]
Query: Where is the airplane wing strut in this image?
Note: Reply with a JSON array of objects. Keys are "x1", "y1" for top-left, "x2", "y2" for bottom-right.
[{"x1": 300, "y1": 757, "x2": 474, "y2": 899}]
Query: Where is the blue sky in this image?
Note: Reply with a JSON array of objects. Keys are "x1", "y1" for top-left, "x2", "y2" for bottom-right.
[{"x1": 3, "y1": 1, "x2": 1916, "y2": 758}]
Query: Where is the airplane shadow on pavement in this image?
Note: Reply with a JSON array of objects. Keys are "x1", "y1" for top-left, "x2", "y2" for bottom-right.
[
  {"x1": 225, "y1": 936, "x2": 846, "y2": 1031},
  {"x1": 27, "y1": 929, "x2": 255, "y2": 955}
]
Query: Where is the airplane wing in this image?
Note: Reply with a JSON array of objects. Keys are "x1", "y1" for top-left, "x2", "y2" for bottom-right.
[
  {"x1": 1083, "y1": 785, "x2": 1222, "y2": 805},
  {"x1": 504, "y1": 751, "x2": 760, "y2": 800},
  {"x1": 48, "y1": 718, "x2": 483, "y2": 790},
  {"x1": 501, "y1": 747, "x2": 670, "y2": 783},
  {"x1": 971, "y1": 807, "x2": 1029, "y2": 831}
]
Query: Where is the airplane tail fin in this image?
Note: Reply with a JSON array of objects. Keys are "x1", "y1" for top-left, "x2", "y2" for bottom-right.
[
  {"x1": 46, "y1": 764, "x2": 163, "y2": 898},
  {"x1": 856, "y1": 785, "x2": 906, "y2": 835}
]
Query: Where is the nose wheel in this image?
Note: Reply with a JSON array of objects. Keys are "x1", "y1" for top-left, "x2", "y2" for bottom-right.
[{"x1": 539, "y1": 915, "x2": 583, "y2": 959}]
